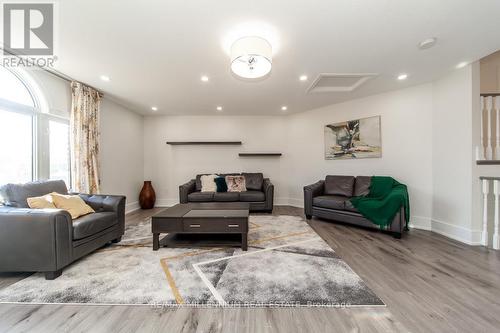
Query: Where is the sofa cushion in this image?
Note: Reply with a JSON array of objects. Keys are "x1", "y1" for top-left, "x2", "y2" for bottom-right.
[
  {"x1": 354, "y1": 176, "x2": 372, "y2": 197},
  {"x1": 344, "y1": 200, "x2": 360, "y2": 213},
  {"x1": 226, "y1": 175, "x2": 246, "y2": 192},
  {"x1": 324, "y1": 176, "x2": 355, "y2": 197},
  {"x1": 51, "y1": 192, "x2": 95, "y2": 219},
  {"x1": 188, "y1": 191, "x2": 214, "y2": 202},
  {"x1": 196, "y1": 173, "x2": 239, "y2": 191},
  {"x1": 214, "y1": 176, "x2": 228, "y2": 192},
  {"x1": 214, "y1": 192, "x2": 240, "y2": 202},
  {"x1": 72, "y1": 212, "x2": 117, "y2": 240},
  {"x1": 242, "y1": 173, "x2": 264, "y2": 191},
  {"x1": 195, "y1": 174, "x2": 209, "y2": 191},
  {"x1": 313, "y1": 195, "x2": 348, "y2": 210},
  {"x1": 27, "y1": 194, "x2": 56, "y2": 209},
  {"x1": 240, "y1": 190, "x2": 265, "y2": 202},
  {"x1": 200, "y1": 174, "x2": 217, "y2": 192},
  {"x1": 0, "y1": 180, "x2": 68, "y2": 208}
]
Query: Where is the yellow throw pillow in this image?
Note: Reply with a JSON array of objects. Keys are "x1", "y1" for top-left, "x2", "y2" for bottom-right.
[
  {"x1": 27, "y1": 195, "x2": 56, "y2": 209},
  {"x1": 50, "y1": 192, "x2": 95, "y2": 219}
]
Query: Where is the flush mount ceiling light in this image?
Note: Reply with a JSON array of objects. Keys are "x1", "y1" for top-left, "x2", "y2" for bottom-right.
[
  {"x1": 281, "y1": 106, "x2": 287, "y2": 111},
  {"x1": 456, "y1": 62, "x2": 468, "y2": 69},
  {"x1": 151, "y1": 106, "x2": 158, "y2": 111},
  {"x1": 230, "y1": 36, "x2": 272, "y2": 79},
  {"x1": 200, "y1": 75, "x2": 209, "y2": 82},
  {"x1": 100, "y1": 75, "x2": 110, "y2": 82},
  {"x1": 418, "y1": 37, "x2": 437, "y2": 50},
  {"x1": 299, "y1": 75, "x2": 308, "y2": 81},
  {"x1": 216, "y1": 106, "x2": 223, "y2": 111},
  {"x1": 397, "y1": 73, "x2": 408, "y2": 81}
]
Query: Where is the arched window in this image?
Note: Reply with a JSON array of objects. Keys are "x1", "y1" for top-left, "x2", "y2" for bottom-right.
[{"x1": 0, "y1": 65, "x2": 70, "y2": 186}]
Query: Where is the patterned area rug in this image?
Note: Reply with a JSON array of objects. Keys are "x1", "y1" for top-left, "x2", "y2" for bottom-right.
[{"x1": 0, "y1": 215, "x2": 384, "y2": 307}]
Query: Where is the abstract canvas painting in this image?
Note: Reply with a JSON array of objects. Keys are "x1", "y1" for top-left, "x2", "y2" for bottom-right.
[{"x1": 324, "y1": 116, "x2": 382, "y2": 160}]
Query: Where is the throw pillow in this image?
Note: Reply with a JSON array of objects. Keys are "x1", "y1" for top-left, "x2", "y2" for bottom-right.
[
  {"x1": 27, "y1": 194, "x2": 56, "y2": 209},
  {"x1": 226, "y1": 175, "x2": 246, "y2": 192},
  {"x1": 50, "y1": 192, "x2": 95, "y2": 219},
  {"x1": 242, "y1": 173, "x2": 264, "y2": 190},
  {"x1": 200, "y1": 174, "x2": 217, "y2": 192},
  {"x1": 214, "y1": 176, "x2": 228, "y2": 192}
]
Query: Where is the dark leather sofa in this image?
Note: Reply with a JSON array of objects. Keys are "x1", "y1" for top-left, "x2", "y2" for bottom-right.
[
  {"x1": 304, "y1": 175, "x2": 405, "y2": 238},
  {"x1": 0, "y1": 180, "x2": 125, "y2": 279},
  {"x1": 179, "y1": 173, "x2": 273, "y2": 212}
]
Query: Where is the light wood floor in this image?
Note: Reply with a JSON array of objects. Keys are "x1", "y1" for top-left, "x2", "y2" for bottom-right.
[{"x1": 1, "y1": 206, "x2": 499, "y2": 333}]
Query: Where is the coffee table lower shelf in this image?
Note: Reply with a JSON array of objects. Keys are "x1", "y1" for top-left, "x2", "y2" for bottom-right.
[{"x1": 154, "y1": 233, "x2": 248, "y2": 251}]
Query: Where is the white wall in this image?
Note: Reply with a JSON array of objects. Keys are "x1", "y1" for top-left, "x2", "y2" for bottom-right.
[
  {"x1": 143, "y1": 85, "x2": 434, "y2": 228},
  {"x1": 100, "y1": 99, "x2": 144, "y2": 212},
  {"x1": 285, "y1": 84, "x2": 434, "y2": 228},
  {"x1": 27, "y1": 69, "x2": 144, "y2": 213},
  {"x1": 143, "y1": 116, "x2": 288, "y2": 206},
  {"x1": 431, "y1": 66, "x2": 478, "y2": 243}
]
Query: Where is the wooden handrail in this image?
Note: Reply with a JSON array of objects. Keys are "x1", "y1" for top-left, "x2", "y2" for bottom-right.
[
  {"x1": 480, "y1": 176, "x2": 500, "y2": 181},
  {"x1": 480, "y1": 93, "x2": 500, "y2": 97}
]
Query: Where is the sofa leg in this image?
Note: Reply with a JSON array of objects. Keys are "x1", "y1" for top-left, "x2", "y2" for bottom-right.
[
  {"x1": 112, "y1": 236, "x2": 122, "y2": 244},
  {"x1": 45, "y1": 269, "x2": 62, "y2": 280},
  {"x1": 392, "y1": 232, "x2": 402, "y2": 239},
  {"x1": 305, "y1": 214, "x2": 312, "y2": 220}
]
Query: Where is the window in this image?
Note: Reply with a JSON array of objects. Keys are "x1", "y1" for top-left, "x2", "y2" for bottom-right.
[
  {"x1": 0, "y1": 65, "x2": 70, "y2": 187},
  {"x1": 49, "y1": 120, "x2": 70, "y2": 185},
  {"x1": 0, "y1": 109, "x2": 33, "y2": 184}
]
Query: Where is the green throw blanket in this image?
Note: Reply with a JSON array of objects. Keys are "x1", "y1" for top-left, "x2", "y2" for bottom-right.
[{"x1": 350, "y1": 176, "x2": 410, "y2": 229}]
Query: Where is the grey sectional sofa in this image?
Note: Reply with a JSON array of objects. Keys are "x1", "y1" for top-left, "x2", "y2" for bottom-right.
[
  {"x1": 304, "y1": 175, "x2": 405, "y2": 238},
  {"x1": 179, "y1": 173, "x2": 274, "y2": 212},
  {"x1": 0, "y1": 180, "x2": 125, "y2": 279}
]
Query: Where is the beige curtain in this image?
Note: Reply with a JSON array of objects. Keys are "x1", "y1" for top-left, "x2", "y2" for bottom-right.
[{"x1": 70, "y1": 81, "x2": 102, "y2": 194}]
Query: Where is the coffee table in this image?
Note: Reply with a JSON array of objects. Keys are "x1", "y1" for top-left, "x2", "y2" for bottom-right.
[{"x1": 151, "y1": 203, "x2": 249, "y2": 251}]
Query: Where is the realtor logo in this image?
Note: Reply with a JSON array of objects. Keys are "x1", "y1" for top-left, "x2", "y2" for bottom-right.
[{"x1": 3, "y1": 3, "x2": 54, "y2": 55}]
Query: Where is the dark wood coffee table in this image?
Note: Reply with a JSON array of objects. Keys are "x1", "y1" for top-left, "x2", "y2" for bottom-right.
[{"x1": 151, "y1": 203, "x2": 249, "y2": 251}]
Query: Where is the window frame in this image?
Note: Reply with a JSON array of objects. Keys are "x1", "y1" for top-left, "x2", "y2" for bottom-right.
[{"x1": 0, "y1": 66, "x2": 71, "y2": 185}]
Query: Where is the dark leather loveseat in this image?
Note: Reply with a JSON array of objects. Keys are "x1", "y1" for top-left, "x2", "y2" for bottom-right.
[
  {"x1": 0, "y1": 180, "x2": 125, "y2": 279},
  {"x1": 304, "y1": 175, "x2": 405, "y2": 238},
  {"x1": 179, "y1": 173, "x2": 274, "y2": 212}
]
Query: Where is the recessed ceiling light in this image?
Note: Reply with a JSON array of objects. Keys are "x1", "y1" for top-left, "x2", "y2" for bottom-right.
[
  {"x1": 397, "y1": 73, "x2": 408, "y2": 81},
  {"x1": 216, "y1": 106, "x2": 223, "y2": 111},
  {"x1": 100, "y1": 75, "x2": 110, "y2": 82},
  {"x1": 299, "y1": 75, "x2": 308, "y2": 81},
  {"x1": 151, "y1": 106, "x2": 158, "y2": 111},
  {"x1": 456, "y1": 62, "x2": 468, "y2": 69},
  {"x1": 281, "y1": 106, "x2": 288, "y2": 111},
  {"x1": 418, "y1": 37, "x2": 437, "y2": 50},
  {"x1": 201, "y1": 75, "x2": 209, "y2": 82}
]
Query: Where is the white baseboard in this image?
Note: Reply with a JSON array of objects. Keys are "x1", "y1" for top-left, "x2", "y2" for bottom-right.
[
  {"x1": 125, "y1": 201, "x2": 140, "y2": 214},
  {"x1": 155, "y1": 198, "x2": 178, "y2": 207},
  {"x1": 408, "y1": 216, "x2": 432, "y2": 231},
  {"x1": 430, "y1": 218, "x2": 482, "y2": 245}
]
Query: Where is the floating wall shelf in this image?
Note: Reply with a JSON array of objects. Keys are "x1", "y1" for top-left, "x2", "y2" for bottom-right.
[
  {"x1": 477, "y1": 160, "x2": 500, "y2": 165},
  {"x1": 166, "y1": 141, "x2": 242, "y2": 145},
  {"x1": 238, "y1": 153, "x2": 282, "y2": 157}
]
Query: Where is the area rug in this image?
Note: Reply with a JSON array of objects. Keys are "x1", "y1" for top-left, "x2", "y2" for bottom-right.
[{"x1": 0, "y1": 215, "x2": 384, "y2": 307}]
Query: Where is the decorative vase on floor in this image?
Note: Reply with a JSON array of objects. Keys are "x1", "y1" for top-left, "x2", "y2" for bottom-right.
[{"x1": 139, "y1": 181, "x2": 156, "y2": 209}]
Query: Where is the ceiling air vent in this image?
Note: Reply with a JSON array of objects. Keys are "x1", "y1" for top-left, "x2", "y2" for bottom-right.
[{"x1": 307, "y1": 73, "x2": 378, "y2": 93}]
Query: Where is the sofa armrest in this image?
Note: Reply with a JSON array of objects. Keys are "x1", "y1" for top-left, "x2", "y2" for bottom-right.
[
  {"x1": 179, "y1": 179, "x2": 196, "y2": 204},
  {"x1": 78, "y1": 194, "x2": 126, "y2": 234},
  {"x1": 0, "y1": 206, "x2": 73, "y2": 272},
  {"x1": 263, "y1": 178, "x2": 274, "y2": 211},
  {"x1": 78, "y1": 194, "x2": 126, "y2": 213},
  {"x1": 303, "y1": 180, "x2": 325, "y2": 216}
]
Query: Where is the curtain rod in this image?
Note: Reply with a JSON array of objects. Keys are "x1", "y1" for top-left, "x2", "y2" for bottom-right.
[{"x1": 1, "y1": 46, "x2": 103, "y2": 94}]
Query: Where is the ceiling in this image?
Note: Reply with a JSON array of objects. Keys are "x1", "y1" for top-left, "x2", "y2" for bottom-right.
[{"x1": 52, "y1": 0, "x2": 500, "y2": 115}]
